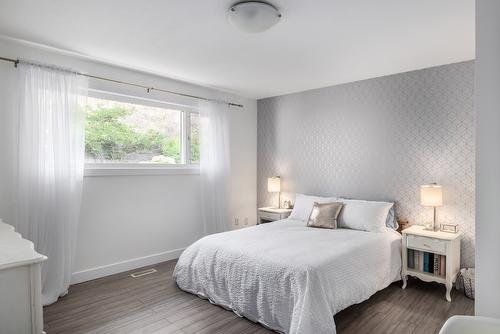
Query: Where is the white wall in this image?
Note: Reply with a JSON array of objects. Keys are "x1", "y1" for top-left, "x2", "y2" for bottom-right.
[
  {"x1": 475, "y1": 0, "x2": 500, "y2": 318},
  {"x1": 0, "y1": 37, "x2": 257, "y2": 283}
]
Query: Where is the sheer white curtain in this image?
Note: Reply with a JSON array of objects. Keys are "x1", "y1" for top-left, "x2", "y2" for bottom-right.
[
  {"x1": 15, "y1": 61, "x2": 88, "y2": 305},
  {"x1": 199, "y1": 101, "x2": 231, "y2": 235}
]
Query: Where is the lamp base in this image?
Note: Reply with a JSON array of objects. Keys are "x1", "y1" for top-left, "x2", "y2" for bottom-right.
[
  {"x1": 424, "y1": 222, "x2": 434, "y2": 231},
  {"x1": 424, "y1": 221, "x2": 439, "y2": 232},
  {"x1": 423, "y1": 206, "x2": 439, "y2": 231}
]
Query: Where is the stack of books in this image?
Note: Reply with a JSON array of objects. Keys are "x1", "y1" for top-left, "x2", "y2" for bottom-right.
[{"x1": 407, "y1": 249, "x2": 446, "y2": 276}]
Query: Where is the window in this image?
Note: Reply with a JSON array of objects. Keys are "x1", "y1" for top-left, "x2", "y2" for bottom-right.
[{"x1": 84, "y1": 95, "x2": 199, "y2": 172}]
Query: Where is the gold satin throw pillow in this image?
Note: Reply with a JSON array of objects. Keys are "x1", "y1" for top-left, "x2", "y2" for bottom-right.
[{"x1": 307, "y1": 202, "x2": 344, "y2": 229}]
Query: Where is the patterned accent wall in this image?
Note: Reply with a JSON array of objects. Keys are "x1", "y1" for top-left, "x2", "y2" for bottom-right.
[{"x1": 258, "y1": 61, "x2": 475, "y2": 267}]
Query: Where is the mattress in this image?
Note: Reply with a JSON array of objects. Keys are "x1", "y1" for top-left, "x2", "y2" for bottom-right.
[{"x1": 173, "y1": 219, "x2": 402, "y2": 334}]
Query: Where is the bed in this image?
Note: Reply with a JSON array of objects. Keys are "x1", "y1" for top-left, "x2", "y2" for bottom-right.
[{"x1": 173, "y1": 217, "x2": 402, "y2": 334}]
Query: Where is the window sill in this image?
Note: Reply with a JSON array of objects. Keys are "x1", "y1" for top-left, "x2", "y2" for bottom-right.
[{"x1": 84, "y1": 163, "x2": 200, "y2": 177}]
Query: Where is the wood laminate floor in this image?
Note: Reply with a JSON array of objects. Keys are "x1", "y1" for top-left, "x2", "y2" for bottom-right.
[{"x1": 44, "y1": 260, "x2": 473, "y2": 334}]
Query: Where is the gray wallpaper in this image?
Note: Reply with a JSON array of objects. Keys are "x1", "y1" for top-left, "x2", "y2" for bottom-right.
[{"x1": 258, "y1": 61, "x2": 475, "y2": 267}]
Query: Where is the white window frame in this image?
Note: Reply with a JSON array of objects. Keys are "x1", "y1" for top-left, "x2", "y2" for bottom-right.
[{"x1": 84, "y1": 89, "x2": 200, "y2": 176}]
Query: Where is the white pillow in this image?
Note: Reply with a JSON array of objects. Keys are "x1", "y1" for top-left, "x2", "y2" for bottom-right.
[
  {"x1": 337, "y1": 199, "x2": 393, "y2": 233},
  {"x1": 341, "y1": 197, "x2": 398, "y2": 230},
  {"x1": 289, "y1": 194, "x2": 339, "y2": 221}
]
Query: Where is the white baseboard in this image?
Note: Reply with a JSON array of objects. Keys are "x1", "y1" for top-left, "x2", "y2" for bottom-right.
[{"x1": 71, "y1": 248, "x2": 185, "y2": 284}]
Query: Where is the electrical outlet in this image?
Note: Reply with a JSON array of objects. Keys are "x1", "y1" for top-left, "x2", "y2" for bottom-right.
[
  {"x1": 234, "y1": 218, "x2": 239, "y2": 226},
  {"x1": 244, "y1": 217, "x2": 248, "y2": 225}
]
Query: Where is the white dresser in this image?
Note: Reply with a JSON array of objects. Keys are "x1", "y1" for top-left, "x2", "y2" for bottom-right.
[{"x1": 0, "y1": 220, "x2": 47, "y2": 334}]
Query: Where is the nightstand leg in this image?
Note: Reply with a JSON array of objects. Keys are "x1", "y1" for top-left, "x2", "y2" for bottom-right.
[
  {"x1": 402, "y1": 274, "x2": 407, "y2": 289},
  {"x1": 445, "y1": 282, "x2": 452, "y2": 302}
]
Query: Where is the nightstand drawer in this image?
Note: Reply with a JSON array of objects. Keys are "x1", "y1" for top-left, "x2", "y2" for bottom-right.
[
  {"x1": 259, "y1": 211, "x2": 280, "y2": 221},
  {"x1": 407, "y1": 235, "x2": 446, "y2": 254}
]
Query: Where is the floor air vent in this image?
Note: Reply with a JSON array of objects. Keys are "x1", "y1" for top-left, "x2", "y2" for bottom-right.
[{"x1": 130, "y1": 268, "x2": 157, "y2": 278}]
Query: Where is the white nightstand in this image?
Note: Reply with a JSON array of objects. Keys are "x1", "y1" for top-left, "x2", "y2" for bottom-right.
[
  {"x1": 401, "y1": 225, "x2": 462, "y2": 302},
  {"x1": 257, "y1": 207, "x2": 292, "y2": 224}
]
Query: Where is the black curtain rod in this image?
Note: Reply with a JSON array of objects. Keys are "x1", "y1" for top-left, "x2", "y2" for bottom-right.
[{"x1": 0, "y1": 56, "x2": 244, "y2": 108}]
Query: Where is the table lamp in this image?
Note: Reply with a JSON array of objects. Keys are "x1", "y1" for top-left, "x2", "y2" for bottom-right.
[
  {"x1": 420, "y1": 183, "x2": 443, "y2": 231},
  {"x1": 267, "y1": 176, "x2": 281, "y2": 208}
]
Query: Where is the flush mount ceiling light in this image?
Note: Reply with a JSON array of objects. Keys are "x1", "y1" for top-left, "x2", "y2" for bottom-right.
[{"x1": 228, "y1": 1, "x2": 281, "y2": 33}]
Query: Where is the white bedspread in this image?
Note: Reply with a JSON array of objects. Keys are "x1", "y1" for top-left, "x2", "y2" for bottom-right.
[{"x1": 173, "y1": 219, "x2": 402, "y2": 334}]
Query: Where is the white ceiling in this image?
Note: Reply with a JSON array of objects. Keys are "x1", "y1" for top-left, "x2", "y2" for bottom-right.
[{"x1": 0, "y1": 0, "x2": 475, "y2": 99}]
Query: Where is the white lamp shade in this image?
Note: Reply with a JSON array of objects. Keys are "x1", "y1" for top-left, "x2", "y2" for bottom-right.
[
  {"x1": 267, "y1": 177, "x2": 281, "y2": 193},
  {"x1": 420, "y1": 184, "x2": 443, "y2": 207},
  {"x1": 228, "y1": 1, "x2": 281, "y2": 33}
]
